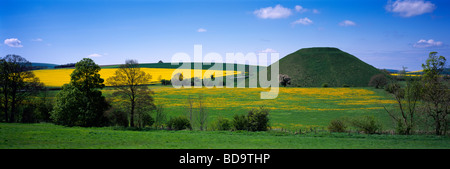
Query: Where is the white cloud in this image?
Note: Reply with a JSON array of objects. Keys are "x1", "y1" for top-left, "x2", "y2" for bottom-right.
[
  {"x1": 87, "y1": 53, "x2": 103, "y2": 57},
  {"x1": 312, "y1": 9, "x2": 320, "y2": 14},
  {"x1": 254, "y1": 4, "x2": 292, "y2": 19},
  {"x1": 413, "y1": 39, "x2": 443, "y2": 48},
  {"x1": 4, "y1": 38, "x2": 23, "y2": 47},
  {"x1": 292, "y1": 17, "x2": 313, "y2": 25},
  {"x1": 197, "y1": 28, "x2": 207, "y2": 32},
  {"x1": 31, "y1": 38, "x2": 43, "y2": 42},
  {"x1": 295, "y1": 5, "x2": 307, "y2": 13},
  {"x1": 339, "y1": 20, "x2": 356, "y2": 26},
  {"x1": 260, "y1": 48, "x2": 277, "y2": 53},
  {"x1": 385, "y1": 0, "x2": 436, "y2": 17}
]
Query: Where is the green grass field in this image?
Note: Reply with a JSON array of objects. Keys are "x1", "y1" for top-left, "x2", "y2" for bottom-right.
[
  {"x1": 1, "y1": 123, "x2": 449, "y2": 149},
  {"x1": 3, "y1": 86, "x2": 449, "y2": 149}
]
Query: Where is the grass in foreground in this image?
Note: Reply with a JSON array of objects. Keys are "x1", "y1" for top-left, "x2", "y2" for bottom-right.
[{"x1": 1, "y1": 123, "x2": 448, "y2": 149}]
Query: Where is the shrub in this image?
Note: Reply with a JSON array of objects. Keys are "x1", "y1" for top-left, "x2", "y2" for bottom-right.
[
  {"x1": 322, "y1": 83, "x2": 329, "y2": 88},
  {"x1": 395, "y1": 119, "x2": 408, "y2": 135},
  {"x1": 210, "y1": 116, "x2": 232, "y2": 131},
  {"x1": 167, "y1": 116, "x2": 191, "y2": 130},
  {"x1": 160, "y1": 79, "x2": 171, "y2": 85},
  {"x1": 139, "y1": 112, "x2": 154, "y2": 128},
  {"x1": 106, "y1": 109, "x2": 129, "y2": 127},
  {"x1": 384, "y1": 82, "x2": 402, "y2": 94},
  {"x1": 350, "y1": 116, "x2": 382, "y2": 134},
  {"x1": 327, "y1": 119, "x2": 347, "y2": 132},
  {"x1": 20, "y1": 103, "x2": 38, "y2": 123},
  {"x1": 232, "y1": 114, "x2": 248, "y2": 131},
  {"x1": 247, "y1": 107, "x2": 270, "y2": 131},
  {"x1": 342, "y1": 84, "x2": 350, "y2": 87},
  {"x1": 232, "y1": 107, "x2": 271, "y2": 131}
]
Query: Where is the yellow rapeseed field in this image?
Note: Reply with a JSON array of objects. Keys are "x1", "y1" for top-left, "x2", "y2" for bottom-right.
[{"x1": 33, "y1": 68, "x2": 240, "y2": 87}]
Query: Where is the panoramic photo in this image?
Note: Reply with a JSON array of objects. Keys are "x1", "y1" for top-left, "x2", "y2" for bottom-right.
[{"x1": 1, "y1": 0, "x2": 449, "y2": 164}]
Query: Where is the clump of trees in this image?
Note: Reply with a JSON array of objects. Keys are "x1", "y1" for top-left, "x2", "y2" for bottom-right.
[
  {"x1": 383, "y1": 52, "x2": 449, "y2": 135},
  {"x1": 51, "y1": 58, "x2": 110, "y2": 127},
  {"x1": 0, "y1": 55, "x2": 44, "y2": 123}
]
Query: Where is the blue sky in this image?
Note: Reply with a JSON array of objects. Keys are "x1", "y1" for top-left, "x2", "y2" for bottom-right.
[{"x1": 1, "y1": 0, "x2": 449, "y2": 71}]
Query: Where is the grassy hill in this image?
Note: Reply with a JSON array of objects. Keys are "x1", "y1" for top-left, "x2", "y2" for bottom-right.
[
  {"x1": 101, "y1": 62, "x2": 260, "y2": 72},
  {"x1": 269, "y1": 47, "x2": 382, "y2": 87},
  {"x1": 30, "y1": 62, "x2": 58, "y2": 69}
]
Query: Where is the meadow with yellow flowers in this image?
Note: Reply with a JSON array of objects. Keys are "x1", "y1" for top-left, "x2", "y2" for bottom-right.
[{"x1": 4, "y1": 67, "x2": 445, "y2": 149}]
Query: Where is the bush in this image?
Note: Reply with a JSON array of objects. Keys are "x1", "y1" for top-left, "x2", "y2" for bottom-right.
[
  {"x1": 210, "y1": 116, "x2": 232, "y2": 131},
  {"x1": 20, "y1": 103, "x2": 38, "y2": 123},
  {"x1": 139, "y1": 112, "x2": 154, "y2": 128},
  {"x1": 322, "y1": 83, "x2": 329, "y2": 88},
  {"x1": 395, "y1": 119, "x2": 408, "y2": 135},
  {"x1": 232, "y1": 114, "x2": 248, "y2": 131},
  {"x1": 167, "y1": 116, "x2": 191, "y2": 130},
  {"x1": 328, "y1": 119, "x2": 347, "y2": 132},
  {"x1": 342, "y1": 84, "x2": 350, "y2": 87},
  {"x1": 247, "y1": 107, "x2": 270, "y2": 131},
  {"x1": 384, "y1": 82, "x2": 402, "y2": 94},
  {"x1": 106, "y1": 108, "x2": 129, "y2": 127},
  {"x1": 160, "y1": 79, "x2": 171, "y2": 85},
  {"x1": 350, "y1": 116, "x2": 382, "y2": 134}
]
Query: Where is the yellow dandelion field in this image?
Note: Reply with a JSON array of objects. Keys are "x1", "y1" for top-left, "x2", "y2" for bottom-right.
[{"x1": 33, "y1": 68, "x2": 240, "y2": 87}]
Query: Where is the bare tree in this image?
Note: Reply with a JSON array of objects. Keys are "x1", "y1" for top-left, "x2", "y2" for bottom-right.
[
  {"x1": 186, "y1": 94, "x2": 208, "y2": 130},
  {"x1": 384, "y1": 79, "x2": 422, "y2": 135},
  {"x1": 106, "y1": 60, "x2": 155, "y2": 127}
]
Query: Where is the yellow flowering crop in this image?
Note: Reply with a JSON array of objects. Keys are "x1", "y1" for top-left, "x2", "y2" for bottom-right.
[{"x1": 33, "y1": 68, "x2": 240, "y2": 87}]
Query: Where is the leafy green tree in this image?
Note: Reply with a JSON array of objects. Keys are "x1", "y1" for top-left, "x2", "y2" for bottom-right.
[
  {"x1": 422, "y1": 52, "x2": 446, "y2": 82},
  {"x1": 0, "y1": 55, "x2": 43, "y2": 122},
  {"x1": 51, "y1": 58, "x2": 109, "y2": 127},
  {"x1": 420, "y1": 52, "x2": 449, "y2": 135},
  {"x1": 106, "y1": 60, "x2": 155, "y2": 127},
  {"x1": 70, "y1": 58, "x2": 105, "y2": 92}
]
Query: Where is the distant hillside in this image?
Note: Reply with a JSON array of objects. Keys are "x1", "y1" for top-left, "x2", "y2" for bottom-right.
[
  {"x1": 268, "y1": 47, "x2": 382, "y2": 87},
  {"x1": 101, "y1": 62, "x2": 260, "y2": 72},
  {"x1": 405, "y1": 68, "x2": 450, "y2": 75},
  {"x1": 30, "y1": 63, "x2": 58, "y2": 69}
]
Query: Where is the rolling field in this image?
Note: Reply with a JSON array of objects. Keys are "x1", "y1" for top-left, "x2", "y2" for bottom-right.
[
  {"x1": 32, "y1": 68, "x2": 241, "y2": 87},
  {"x1": 2, "y1": 86, "x2": 449, "y2": 148},
  {"x1": 1, "y1": 123, "x2": 448, "y2": 149}
]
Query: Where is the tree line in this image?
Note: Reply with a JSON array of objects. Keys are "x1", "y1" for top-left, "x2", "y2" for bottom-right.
[
  {"x1": 366, "y1": 52, "x2": 449, "y2": 135},
  {"x1": 0, "y1": 55, "x2": 271, "y2": 131}
]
